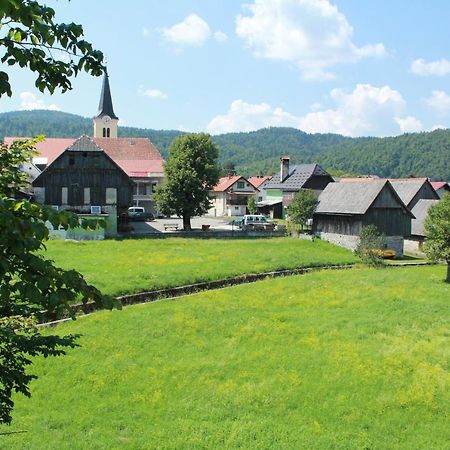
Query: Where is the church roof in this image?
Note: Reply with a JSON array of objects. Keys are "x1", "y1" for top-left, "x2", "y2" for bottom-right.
[
  {"x1": 3, "y1": 136, "x2": 164, "y2": 177},
  {"x1": 95, "y1": 70, "x2": 118, "y2": 120}
]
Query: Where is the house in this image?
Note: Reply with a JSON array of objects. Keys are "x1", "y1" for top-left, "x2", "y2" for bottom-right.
[
  {"x1": 32, "y1": 135, "x2": 134, "y2": 237},
  {"x1": 4, "y1": 70, "x2": 164, "y2": 214},
  {"x1": 263, "y1": 157, "x2": 334, "y2": 218},
  {"x1": 404, "y1": 199, "x2": 440, "y2": 254},
  {"x1": 209, "y1": 176, "x2": 259, "y2": 216},
  {"x1": 431, "y1": 181, "x2": 450, "y2": 199},
  {"x1": 313, "y1": 180, "x2": 414, "y2": 257}
]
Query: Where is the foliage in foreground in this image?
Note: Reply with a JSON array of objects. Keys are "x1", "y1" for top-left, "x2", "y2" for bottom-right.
[
  {"x1": 0, "y1": 0, "x2": 107, "y2": 424},
  {"x1": 0, "y1": 139, "x2": 118, "y2": 424},
  {"x1": 424, "y1": 194, "x2": 450, "y2": 282},
  {"x1": 355, "y1": 224, "x2": 387, "y2": 267},
  {"x1": 286, "y1": 189, "x2": 317, "y2": 233},
  {"x1": 0, "y1": 266, "x2": 448, "y2": 449},
  {"x1": 154, "y1": 133, "x2": 220, "y2": 230}
]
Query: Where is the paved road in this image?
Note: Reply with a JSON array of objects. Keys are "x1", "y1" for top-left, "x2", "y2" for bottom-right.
[{"x1": 129, "y1": 216, "x2": 238, "y2": 234}]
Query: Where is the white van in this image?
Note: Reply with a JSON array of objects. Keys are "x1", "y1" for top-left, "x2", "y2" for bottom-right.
[{"x1": 241, "y1": 215, "x2": 276, "y2": 231}]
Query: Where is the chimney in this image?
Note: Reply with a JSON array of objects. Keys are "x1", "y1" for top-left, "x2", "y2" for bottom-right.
[{"x1": 280, "y1": 156, "x2": 290, "y2": 182}]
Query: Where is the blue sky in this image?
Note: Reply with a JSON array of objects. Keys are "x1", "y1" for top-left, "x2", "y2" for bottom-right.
[{"x1": 2, "y1": 0, "x2": 450, "y2": 137}]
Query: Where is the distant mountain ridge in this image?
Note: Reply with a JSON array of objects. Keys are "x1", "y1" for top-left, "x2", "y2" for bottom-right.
[{"x1": 0, "y1": 110, "x2": 449, "y2": 180}]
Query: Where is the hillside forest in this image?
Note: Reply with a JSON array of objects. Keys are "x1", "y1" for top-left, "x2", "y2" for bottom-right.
[{"x1": 0, "y1": 110, "x2": 449, "y2": 180}]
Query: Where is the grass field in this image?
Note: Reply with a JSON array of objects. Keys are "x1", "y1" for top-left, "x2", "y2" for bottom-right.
[
  {"x1": 1, "y1": 266, "x2": 449, "y2": 449},
  {"x1": 41, "y1": 237, "x2": 357, "y2": 296}
]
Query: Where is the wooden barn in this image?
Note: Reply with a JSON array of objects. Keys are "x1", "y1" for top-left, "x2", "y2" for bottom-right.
[
  {"x1": 33, "y1": 135, "x2": 134, "y2": 216},
  {"x1": 389, "y1": 178, "x2": 439, "y2": 209},
  {"x1": 313, "y1": 180, "x2": 413, "y2": 257}
]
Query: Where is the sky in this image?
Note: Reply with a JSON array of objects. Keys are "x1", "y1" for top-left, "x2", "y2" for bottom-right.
[{"x1": 2, "y1": 0, "x2": 450, "y2": 137}]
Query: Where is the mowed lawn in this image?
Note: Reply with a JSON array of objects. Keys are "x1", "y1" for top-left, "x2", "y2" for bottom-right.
[
  {"x1": 41, "y1": 237, "x2": 357, "y2": 296},
  {"x1": 2, "y1": 266, "x2": 449, "y2": 449}
]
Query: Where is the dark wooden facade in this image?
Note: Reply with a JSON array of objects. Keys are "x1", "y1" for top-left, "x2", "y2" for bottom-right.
[
  {"x1": 33, "y1": 142, "x2": 134, "y2": 211},
  {"x1": 314, "y1": 182, "x2": 413, "y2": 237}
]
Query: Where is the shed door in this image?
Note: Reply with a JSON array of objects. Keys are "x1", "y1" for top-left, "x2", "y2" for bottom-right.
[{"x1": 69, "y1": 184, "x2": 82, "y2": 205}]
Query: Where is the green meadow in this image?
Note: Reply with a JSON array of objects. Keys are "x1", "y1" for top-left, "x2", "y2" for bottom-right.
[
  {"x1": 41, "y1": 237, "x2": 357, "y2": 296},
  {"x1": 1, "y1": 266, "x2": 449, "y2": 449}
]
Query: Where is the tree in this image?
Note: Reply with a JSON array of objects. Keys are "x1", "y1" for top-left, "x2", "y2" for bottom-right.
[
  {"x1": 355, "y1": 224, "x2": 386, "y2": 267},
  {"x1": 0, "y1": 0, "x2": 111, "y2": 425},
  {"x1": 154, "y1": 134, "x2": 220, "y2": 231},
  {"x1": 286, "y1": 189, "x2": 317, "y2": 231},
  {"x1": 247, "y1": 196, "x2": 258, "y2": 214},
  {"x1": 0, "y1": 0, "x2": 104, "y2": 97},
  {"x1": 423, "y1": 194, "x2": 450, "y2": 282}
]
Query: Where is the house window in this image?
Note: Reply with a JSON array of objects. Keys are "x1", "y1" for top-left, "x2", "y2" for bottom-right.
[
  {"x1": 84, "y1": 188, "x2": 91, "y2": 205},
  {"x1": 237, "y1": 181, "x2": 245, "y2": 189},
  {"x1": 106, "y1": 187, "x2": 117, "y2": 204},
  {"x1": 258, "y1": 196, "x2": 262, "y2": 202},
  {"x1": 61, "y1": 187, "x2": 68, "y2": 204}
]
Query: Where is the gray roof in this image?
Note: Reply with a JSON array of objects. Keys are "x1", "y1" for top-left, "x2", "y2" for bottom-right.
[
  {"x1": 389, "y1": 179, "x2": 427, "y2": 207},
  {"x1": 95, "y1": 70, "x2": 119, "y2": 120},
  {"x1": 265, "y1": 163, "x2": 330, "y2": 190},
  {"x1": 66, "y1": 135, "x2": 104, "y2": 152},
  {"x1": 410, "y1": 199, "x2": 439, "y2": 236},
  {"x1": 315, "y1": 179, "x2": 389, "y2": 215}
]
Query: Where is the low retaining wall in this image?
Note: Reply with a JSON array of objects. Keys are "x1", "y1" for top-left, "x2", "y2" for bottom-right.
[{"x1": 316, "y1": 232, "x2": 404, "y2": 257}]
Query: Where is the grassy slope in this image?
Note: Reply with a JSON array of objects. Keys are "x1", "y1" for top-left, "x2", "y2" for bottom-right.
[
  {"x1": 1, "y1": 266, "x2": 449, "y2": 449},
  {"x1": 42, "y1": 238, "x2": 357, "y2": 296}
]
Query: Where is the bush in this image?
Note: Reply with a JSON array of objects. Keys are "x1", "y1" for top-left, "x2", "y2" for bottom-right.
[{"x1": 355, "y1": 225, "x2": 387, "y2": 267}]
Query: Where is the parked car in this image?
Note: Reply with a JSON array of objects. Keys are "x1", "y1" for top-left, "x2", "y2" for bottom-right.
[
  {"x1": 127, "y1": 206, "x2": 154, "y2": 221},
  {"x1": 228, "y1": 217, "x2": 243, "y2": 228},
  {"x1": 241, "y1": 214, "x2": 276, "y2": 231}
]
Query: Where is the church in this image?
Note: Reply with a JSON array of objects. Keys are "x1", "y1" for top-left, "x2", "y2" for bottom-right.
[{"x1": 5, "y1": 71, "x2": 165, "y2": 215}]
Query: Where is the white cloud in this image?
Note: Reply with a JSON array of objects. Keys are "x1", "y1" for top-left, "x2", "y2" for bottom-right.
[
  {"x1": 394, "y1": 116, "x2": 423, "y2": 133},
  {"x1": 139, "y1": 88, "x2": 168, "y2": 100},
  {"x1": 431, "y1": 124, "x2": 447, "y2": 131},
  {"x1": 214, "y1": 30, "x2": 228, "y2": 42},
  {"x1": 207, "y1": 84, "x2": 408, "y2": 136},
  {"x1": 424, "y1": 90, "x2": 450, "y2": 115},
  {"x1": 142, "y1": 27, "x2": 150, "y2": 37},
  {"x1": 19, "y1": 92, "x2": 59, "y2": 111},
  {"x1": 235, "y1": 0, "x2": 385, "y2": 80},
  {"x1": 411, "y1": 58, "x2": 450, "y2": 76},
  {"x1": 162, "y1": 14, "x2": 210, "y2": 47}
]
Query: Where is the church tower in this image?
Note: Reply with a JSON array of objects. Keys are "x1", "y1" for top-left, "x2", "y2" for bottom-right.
[{"x1": 93, "y1": 70, "x2": 119, "y2": 138}]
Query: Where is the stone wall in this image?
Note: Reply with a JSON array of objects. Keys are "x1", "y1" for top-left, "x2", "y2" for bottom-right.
[{"x1": 316, "y1": 232, "x2": 404, "y2": 257}]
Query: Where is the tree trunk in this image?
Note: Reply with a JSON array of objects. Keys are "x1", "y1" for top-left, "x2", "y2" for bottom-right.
[
  {"x1": 446, "y1": 263, "x2": 450, "y2": 283},
  {"x1": 183, "y1": 214, "x2": 191, "y2": 231}
]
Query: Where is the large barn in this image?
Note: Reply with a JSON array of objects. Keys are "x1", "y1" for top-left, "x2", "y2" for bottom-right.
[
  {"x1": 4, "y1": 70, "x2": 164, "y2": 214},
  {"x1": 313, "y1": 180, "x2": 414, "y2": 257}
]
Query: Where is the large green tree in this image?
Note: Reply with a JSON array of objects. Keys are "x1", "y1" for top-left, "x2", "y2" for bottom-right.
[
  {"x1": 0, "y1": 0, "x2": 114, "y2": 425},
  {"x1": 154, "y1": 133, "x2": 220, "y2": 231},
  {"x1": 423, "y1": 195, "x2": 450, "y2": 282},
  {"x1": 286, "y1": 189, "x2": 317, "y2": 231}
]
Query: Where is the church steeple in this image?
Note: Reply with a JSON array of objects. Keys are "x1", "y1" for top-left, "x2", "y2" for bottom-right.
[{"x1": 93, "y1": 69, "x2": 119, "y2": 138}]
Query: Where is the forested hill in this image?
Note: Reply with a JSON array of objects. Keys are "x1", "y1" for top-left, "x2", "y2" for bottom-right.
[{"x1": 0, "y1": 110, "x2": 449, "y2": 180}]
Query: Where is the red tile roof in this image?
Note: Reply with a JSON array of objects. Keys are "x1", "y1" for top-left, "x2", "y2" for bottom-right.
[
  {"x1": 213, "y1": 176, "x2": 242, "y2": 192},
  {"x1": 212, "y1": 176, "x2": 259, "y2": 192},
  {"x1": 248, "y1": 176, "x2": 272, "y2": 188},
  {"x1": 431, "y1": 181, "x2": 450, "y2": 190},
  {"x1": 3, "y1": 136, "x2": 164, "y2": 177}
]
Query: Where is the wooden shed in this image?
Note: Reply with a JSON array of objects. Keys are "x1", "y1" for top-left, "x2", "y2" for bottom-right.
[
  {"x1": 32, "y1": 135, "x2": 134, "y2": 214},
  {"x1": 313, "y1": 180, "x2": 414, "y2": 257}
]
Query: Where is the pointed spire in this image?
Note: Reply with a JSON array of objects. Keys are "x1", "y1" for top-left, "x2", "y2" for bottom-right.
[{"x1": 95, "y1": 69, "x2": 118, "y2": 120}]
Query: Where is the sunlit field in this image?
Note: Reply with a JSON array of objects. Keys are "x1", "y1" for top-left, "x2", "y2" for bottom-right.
[
  {"x1": 42, "y1": 237, "x2": 357, "y2": 296},
  {"x1": 2, "y1": 266, "x2": 448, "y2": 449}
]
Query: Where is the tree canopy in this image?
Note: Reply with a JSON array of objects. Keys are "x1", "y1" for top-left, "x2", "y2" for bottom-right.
[
  {"x1": 286, "y1": 189, "x2": 317, "y2": 231},
  {"x1": 0, "y1": 0, "x2": 104, "y2": 97},
  {"x1": 154, "y1": 133, "x2": 220, "y2": 230},
  {"x1": 423, "y1": 194, "x2": 450, "y2": 282},
  {"x1": 0, "y1": 0, "x2": 111, "y2": 425}
]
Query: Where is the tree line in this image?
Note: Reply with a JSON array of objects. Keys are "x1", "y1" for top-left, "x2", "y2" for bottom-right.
[{"x1": 1, "y1": 111, "x2": 449, "y2": 180}]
